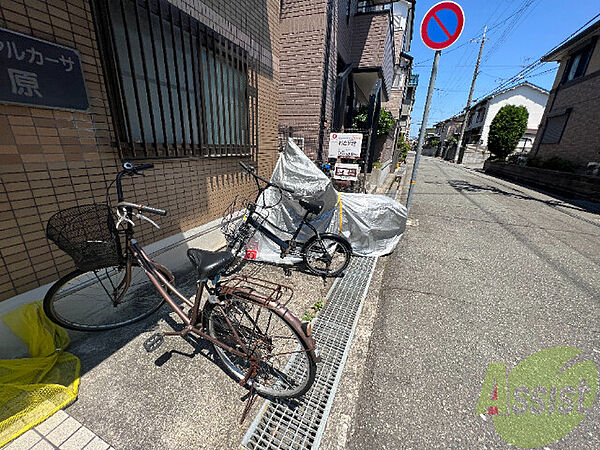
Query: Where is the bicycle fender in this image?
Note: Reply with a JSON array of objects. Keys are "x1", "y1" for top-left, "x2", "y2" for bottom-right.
[
  {"x1": 272, "y1": 302, "x2": 321, "y2": 363},
  {"x1": 302, "y1": 233, "x2": 352, "y2": 252}
]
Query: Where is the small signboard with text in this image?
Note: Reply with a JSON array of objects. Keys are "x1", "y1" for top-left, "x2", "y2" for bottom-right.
[
  {"x1": 333, "y1": 163, "x2": 360, "y2": 181},
  {"x1": 328, "y1": 133, "x2": 363, "y2": 159},
  {"x1": 0, "y1": 27, "x2": 88, "y2": 110}
]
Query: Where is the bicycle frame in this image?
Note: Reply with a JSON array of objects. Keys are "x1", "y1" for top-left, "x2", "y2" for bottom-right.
[
  {"x1": 107, "y1": 163, "x2": 318, "y2": 365},
  {"x1": 124, "y1": 239, "x2": 254, "y2": 360},
  {"x1": 121, "y1": 237, "x2": 318, "y2": 364},
  {"x1": 244, "y1": 203, "x2": 320, "y2": 255}
]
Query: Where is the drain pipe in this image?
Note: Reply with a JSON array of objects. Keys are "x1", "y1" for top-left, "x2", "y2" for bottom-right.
[{"x1": 317, "y1": 0, "x2": 334, "y2": 164}]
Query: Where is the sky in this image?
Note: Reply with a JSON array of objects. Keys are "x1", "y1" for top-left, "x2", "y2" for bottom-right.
[{"x1": 407, "y1": 0, "x2": 600, "y2": 138}]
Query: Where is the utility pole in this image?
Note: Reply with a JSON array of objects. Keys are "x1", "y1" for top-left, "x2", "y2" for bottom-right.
[
  {"x1": 406, "y1": 50, "x2": 441, "y2": 211},
  {"x1": 454, "y1": 25, "x2": 487, "y2": 164}
]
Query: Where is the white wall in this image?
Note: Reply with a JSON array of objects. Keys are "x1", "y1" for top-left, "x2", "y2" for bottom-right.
[{"x1": 480, "y1": 85, "x2": 549, "y2": 145}]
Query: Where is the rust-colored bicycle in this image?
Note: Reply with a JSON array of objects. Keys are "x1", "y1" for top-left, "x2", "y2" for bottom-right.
[{"x1": 43, "y1": 163, "x2": 318, "y2": 399}]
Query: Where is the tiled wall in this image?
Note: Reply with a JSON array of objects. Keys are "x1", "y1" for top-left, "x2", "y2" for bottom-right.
[
  {"x1": 279, "y1": 1, "x2": 395, "y2": 160},
  {"x1": 534, "y1": 45, "x2": 600, "y2": 170},
  {"x1": 0, "y1": 0, "x2": 281, "y2": 301},
  {"x1": 278, "y1": 0, "x2": 328, "y2": 160}
]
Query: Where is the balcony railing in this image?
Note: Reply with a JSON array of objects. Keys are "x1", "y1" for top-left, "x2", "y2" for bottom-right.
[
  {"x1": 409, "y1": 74, "x2": 419, "y2": 86},
  {"x1": 357, "y1": 0, "x2": 391, "y2": 14}
]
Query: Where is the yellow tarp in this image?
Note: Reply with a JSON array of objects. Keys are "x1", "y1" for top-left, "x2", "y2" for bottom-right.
[{"x1": 0, "y1": 302, "x2": 80, "y2": 447}]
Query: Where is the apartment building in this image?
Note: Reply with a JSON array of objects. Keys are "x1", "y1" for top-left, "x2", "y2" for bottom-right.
[
  {"x1": 433, "y1": 113, "x2": 463, "y2": 159},
  {"x1": 278, "y1": 0, "x2": 415, "y2": 171},
  {"x1": 0, "y1": 0, "x2": 280, "y2": 313}
]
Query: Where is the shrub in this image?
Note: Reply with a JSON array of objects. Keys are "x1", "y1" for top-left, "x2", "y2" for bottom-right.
[
  {"x1": 446, "y1": 136, "x2": 458, "y2": 148},
  {"x1": 487, "y1": 105, "x2": 529, "y2": 160},
  {"x1": 507, "y1": 153, "x2": 528, "y2": 166},
  {"x1": 352, "y1": 107, "x2": 395, "y2": 135},
  {"x1": 507, "y1": 153, "x2": 519, "y2": 164},
  {"x1": 396, "y1": 133, "x2": 410, "y2": 162},
  {"x1": 372, "y1": 161, "x2": 382, "y2": 169},
  {"x1": 428, "y1": 138, "x2": 440, "y2": 148},
  {"x1": 541, "y1": 156, "x2": 575, "y2": 172},
  {"x1": 526, "y1": 156, "x2": 543, "y2": 167}
]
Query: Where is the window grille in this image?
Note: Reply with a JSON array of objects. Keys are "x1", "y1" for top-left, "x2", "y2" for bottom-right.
[
  {"x1": 357, "y1": 1, "x2": 391, "y2": 14},
  {"x1": 94, "y1": 0, "x2": 258, "y2": 159}
]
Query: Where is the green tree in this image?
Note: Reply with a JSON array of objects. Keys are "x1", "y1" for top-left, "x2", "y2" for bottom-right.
[{"x1": 487, "y1": 105, "x2": 529, "y2": 160}]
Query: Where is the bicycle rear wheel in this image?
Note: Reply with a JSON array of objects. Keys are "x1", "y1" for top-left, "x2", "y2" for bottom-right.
[
  {"x1": 43, "y1": 265, "x2": 166, "y2": 331},
  {"x1": 204, "y1": 296, "x2": 317, "y2": 399},
  {"x1": 302, "y1": 234, "x2": 352, "y2": 277}
]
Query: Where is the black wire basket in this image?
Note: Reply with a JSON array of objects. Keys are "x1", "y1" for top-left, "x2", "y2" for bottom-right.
[
  {"x1": 46, "y1": 204, "x2": 123, "y2": 272},
  {"x1": 221, "y1": 195, "x2": 253, "y2": 247}
]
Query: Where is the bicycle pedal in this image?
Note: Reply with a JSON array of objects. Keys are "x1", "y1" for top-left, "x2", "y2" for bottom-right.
[{"x1": 143, "y1": 333, "x2": 164, "y2": 352}]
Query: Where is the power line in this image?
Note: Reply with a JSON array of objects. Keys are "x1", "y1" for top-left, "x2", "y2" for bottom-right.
[
  {"x1": 472, "y1": 16, "x2": 600, "y2": 102},
  {"x1": 525, "y1": 67, "x2": 558, "y2": 79},
  {"x1": 482, "y1": 0, "x2": 541, "y2": 65}
]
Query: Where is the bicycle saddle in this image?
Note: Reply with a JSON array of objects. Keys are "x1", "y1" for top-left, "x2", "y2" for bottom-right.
[
  {"x1": 299, "y1": 199, "x2": 323, "y2": 215},
  {"x1": 187, "y1": 248, "x2": 235, "y2": 280}
]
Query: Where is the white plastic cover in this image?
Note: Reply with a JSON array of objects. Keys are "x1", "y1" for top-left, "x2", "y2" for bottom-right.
[{"x1": 245, "y1": 139, "x2": 407, "y2": 263}]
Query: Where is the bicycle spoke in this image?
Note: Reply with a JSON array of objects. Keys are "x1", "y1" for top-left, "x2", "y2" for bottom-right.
[{"x1": 206, "y1": 298, "x2": 315, "y2": 398}]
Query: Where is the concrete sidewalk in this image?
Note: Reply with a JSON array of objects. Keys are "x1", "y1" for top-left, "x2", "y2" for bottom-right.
[
  {"x1": 4, "y1": 259, "x2": 338, "y2": 449},
  {"x1": 4, "y1": 163, "x2": 411, "y2": 450}
]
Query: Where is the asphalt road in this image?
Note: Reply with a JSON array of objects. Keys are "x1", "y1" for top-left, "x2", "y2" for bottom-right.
[{"x1": 347, "y1": 157, "x2": 600, "y2": 449}]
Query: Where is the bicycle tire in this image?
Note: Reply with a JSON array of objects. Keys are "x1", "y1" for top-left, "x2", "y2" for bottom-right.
[
  {"x1": 43, "y1": 265, "x2": 167, "y2": 332},
  {"x1": 203, "y1": 296, "x2": 317, "y2": 398},
  {"x1": 302, "y1": 233, "x2": 352, "y2": 277}
]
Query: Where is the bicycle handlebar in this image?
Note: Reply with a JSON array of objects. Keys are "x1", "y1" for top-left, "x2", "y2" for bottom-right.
[
  {"x1": 115, "y1": 163, "x2": 167, "y2": 215},
  {"x1": 239, "y1": 162, "x2": 295, "y2": 194},
  {"x1": 117, "y1": 201, "x2": 167, "y2": 216}
]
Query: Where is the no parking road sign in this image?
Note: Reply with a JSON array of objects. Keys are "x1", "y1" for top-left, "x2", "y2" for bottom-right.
[
  {"x1": 407, "y1": 1, "x2": 465, "y2": 211},
  {"x1": 421, "y1": 1, "x2": 465, "y2": 50}
]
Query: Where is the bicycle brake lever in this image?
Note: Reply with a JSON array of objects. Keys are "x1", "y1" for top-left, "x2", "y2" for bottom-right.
[
  {"x1": 136, "y1": 212, "x2": 160, "y2": 229},
  {"x1": 116, "y1": 207, "x2": 135, "y2": 229}
]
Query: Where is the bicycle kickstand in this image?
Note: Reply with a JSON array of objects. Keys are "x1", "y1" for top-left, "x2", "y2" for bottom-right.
[{"x1": 239, "y1": 362, "x2": 259, "y2": 424}]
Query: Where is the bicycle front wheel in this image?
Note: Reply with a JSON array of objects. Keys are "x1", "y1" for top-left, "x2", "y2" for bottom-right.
[
  {"x1": 204, "y1": 297, "x2": 317, "y2": 399},
  {"x1": 43, "y1": 265, "x2": 166, "y2": 331},
  {"x1": 302, "y1": 234, "x2": 352, "y2": 277}
]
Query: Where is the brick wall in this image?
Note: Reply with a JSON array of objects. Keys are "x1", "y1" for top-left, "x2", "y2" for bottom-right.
[
  {"x1": 336, "y1": 0, "x2": 357, "y2": 64},
  {"x1": 534, "y1": 74, "x2": 600, "y2": 170},
  {"x1": 0, "y1": 0, "x2": 280, "y2": 302},
  {"x1": 279, "y1": 1, "x2": 395, "y2": 160}
]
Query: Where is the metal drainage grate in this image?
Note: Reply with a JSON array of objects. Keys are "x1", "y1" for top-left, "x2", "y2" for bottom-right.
[{"x1": 242, "y1": 256, "x2": 378, "y2": 450}]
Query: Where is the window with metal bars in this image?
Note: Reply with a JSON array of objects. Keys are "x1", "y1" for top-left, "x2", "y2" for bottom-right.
[{"x1": 94, "y1": 0, "x2": 257, "y2": 159}]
